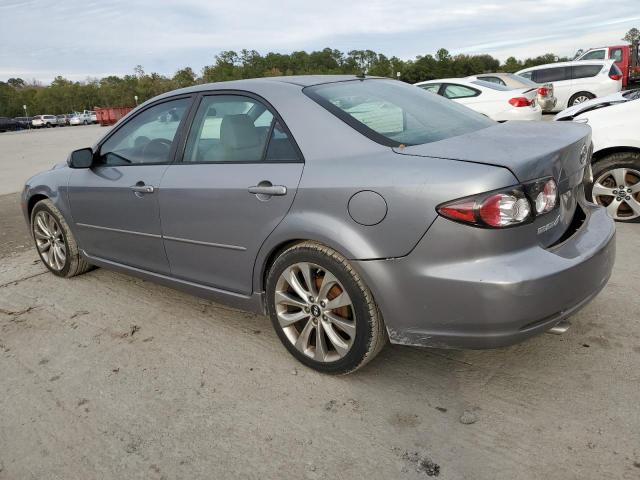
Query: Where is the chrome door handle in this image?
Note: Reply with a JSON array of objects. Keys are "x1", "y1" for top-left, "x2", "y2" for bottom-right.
[
  {"x1": 131, "y1": 185, "x2": 155, "y2": 194},
  {"x1": 248, "y1": 185, "x2": 287, "y2": 196}
]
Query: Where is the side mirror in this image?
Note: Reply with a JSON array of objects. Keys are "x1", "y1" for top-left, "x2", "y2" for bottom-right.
[{"x1": 68, "y1": 148, "x2": 94, "y2": 168}]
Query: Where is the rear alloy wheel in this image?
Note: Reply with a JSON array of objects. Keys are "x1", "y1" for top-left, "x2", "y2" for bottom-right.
[
  {"x1": 587, "y1": 152, "x2": 640, "y2": 222},
  {"x1": 266, "y1": 242, "x2": 386, "y2": 374},
  {"x1": 569, "y1": 92, "x2": 594, "y2": 107},
  {"x1": 31, "y1": 199, "x2": 93, "y2": 277}
]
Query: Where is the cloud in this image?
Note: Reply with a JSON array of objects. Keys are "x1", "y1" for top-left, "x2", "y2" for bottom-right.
[{"x1": 0, "y1": 0, "x2": 636, "y2": 82}]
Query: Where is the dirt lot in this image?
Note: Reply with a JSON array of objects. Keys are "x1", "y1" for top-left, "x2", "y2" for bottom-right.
[{"x1": 0, "y1": 126, "x2": 639, "y2": 480}]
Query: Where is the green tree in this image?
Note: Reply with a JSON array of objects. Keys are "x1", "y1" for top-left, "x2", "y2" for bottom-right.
[{"x1": 623, "y1": 27, "x2": 640, "y2": 46}]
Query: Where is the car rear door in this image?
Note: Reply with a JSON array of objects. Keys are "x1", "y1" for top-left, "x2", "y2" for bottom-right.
[
  {"x1": 68, "y1": 95, "x2": 193, "y2": 274},
  {"x1": 158, "y1": 92, "x2": 304, "y2": 295}
]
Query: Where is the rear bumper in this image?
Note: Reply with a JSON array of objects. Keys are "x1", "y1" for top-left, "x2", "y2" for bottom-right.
[
  {"x1": 354, "y1": 202, "x2": 616, "y2": 349},
  {"x1": 497, "y1": 106, "x2": 542, "y2": 122}
]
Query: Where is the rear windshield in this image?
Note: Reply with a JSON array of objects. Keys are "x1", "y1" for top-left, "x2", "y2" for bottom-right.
[
  {"x1": 470, "y1": 80, "x2": 511, "y2": 91},
  {"x1": 304, "y1": 79, "x2": 494, "y2": 147},
  {"x1": 505, "y1": 73, "x2": 539, "y2": 87}
]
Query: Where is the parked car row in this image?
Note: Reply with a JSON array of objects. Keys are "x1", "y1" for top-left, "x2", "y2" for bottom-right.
[
  {"x1": 416, "y1": 59, "x2": 624, "y2": 121},
  {"x1": 30, "y1": 111, "x2": 98, "y2": 128}
]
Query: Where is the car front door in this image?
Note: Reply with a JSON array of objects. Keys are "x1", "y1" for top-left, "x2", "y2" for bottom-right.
[
  {"x1": 68, "y1": 96, "x2": 192, "y2": 274},
  {"x1": 159, "y1": 93, "x2": 304, "y2": 294}
]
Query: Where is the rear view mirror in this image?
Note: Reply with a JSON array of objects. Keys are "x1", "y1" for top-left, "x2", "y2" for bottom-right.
[{"x1": 68, "y1": 148, "x2": 94, "y2": 168}]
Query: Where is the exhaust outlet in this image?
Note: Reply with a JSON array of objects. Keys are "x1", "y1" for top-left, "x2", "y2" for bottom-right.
[{"x1": 547, "y1": 320, "x2": 570, "y2": 335}]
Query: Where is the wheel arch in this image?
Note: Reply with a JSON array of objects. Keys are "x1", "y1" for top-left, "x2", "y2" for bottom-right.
[
  {"x1": 27, "y1": 193, "x2": 49, "y2": 219},
  {"x1": 592, "y1": 146, "x2": 640, "y2": 163}
]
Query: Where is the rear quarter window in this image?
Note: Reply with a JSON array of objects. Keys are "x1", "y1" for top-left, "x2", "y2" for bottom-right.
[
  {"x1": 533, "y1": 67, "x2": 570, "y2": 83},
  {"x1": 572, "y1": 65, "x2": 604, "y2": 79}
]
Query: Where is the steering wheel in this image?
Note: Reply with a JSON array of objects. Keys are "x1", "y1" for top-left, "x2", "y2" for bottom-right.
[{"x1": 141, "y1": 138, "x2": 172, "y2": 162}]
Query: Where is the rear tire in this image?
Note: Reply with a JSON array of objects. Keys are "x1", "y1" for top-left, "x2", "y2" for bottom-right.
[
  {"x1": 266, "y1": 241, "x2": 386, "y2": 374},
  {"x1": 586, "y1": 152, "x2": 640, "y2": 223},
  {"x1": 31, "y1": 199, "x2": 93, "y2": 277},
  {"x1": 568, "y1": 91, "x2": 594, "y2": 107}
]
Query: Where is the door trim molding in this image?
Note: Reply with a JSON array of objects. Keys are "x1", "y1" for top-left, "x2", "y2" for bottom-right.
[
  {"x1": 76, "y1": 223, "x2": 162, "y2": 239},
  {"x1": 163, "y1": 235, "x2": 246, "y2": 251}
]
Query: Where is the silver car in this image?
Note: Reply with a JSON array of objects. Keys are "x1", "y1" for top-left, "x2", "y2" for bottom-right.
[{"x1": 22, "y1": 76, "x2": 615, "y2": 374}]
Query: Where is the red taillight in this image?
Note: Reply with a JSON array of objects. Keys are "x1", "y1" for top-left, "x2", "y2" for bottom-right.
[
  {"x1": 437, "y1": 178, "x2": 558, "y2": 229},
  {"x1": 609, "y1": 73, "x2": 622, "y2": 81},
  {"x1": 537, "y1": 87, "x2": 549, "y2": 96},
  {"x1": 439, "y1": 200, "x2": 476, "y2": 224},
  {"x1": 509, "y1": 97, "x2": 531, "y2": 107}
]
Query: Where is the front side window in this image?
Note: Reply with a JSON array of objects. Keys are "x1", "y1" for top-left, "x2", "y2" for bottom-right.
[
  {"x1": 611, "y1": 48, "x2": 623, "y2": 63},
  {"x1": 581, "y1": 50, "x2": 606, "y2": 60},
  {"x1": 304, "y1": 79, "x2": 493, "y2": 147},
  {"x1": 183, "y1": 94, "x2": 299, "y2": 163},
  {"x1": 572, "y1": 65, "x2": 603, "y2": 79},
  {"x1": 99, "y1": 98, "x2": 190, "y2": 166},
  {"x1": 443, "y1": 84, "x2": 480, "y2": 99}
]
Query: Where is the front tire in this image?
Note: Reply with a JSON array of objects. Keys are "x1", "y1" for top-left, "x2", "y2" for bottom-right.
[
  {"x1": 31, "y1": 199, "x2": 93, "y2": 277},
  {"x1": 266, "y1": 242, "x2": 386, "y2": 374},
  {"x1": 586, "y1": 152, "x2": 640, "y2": 222}
]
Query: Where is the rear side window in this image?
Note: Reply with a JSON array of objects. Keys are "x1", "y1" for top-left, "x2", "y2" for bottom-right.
[
  {"x1": 443, "y1": 84, "x2": 480, "y2": 99},
  {"x1": 533, "y1": 67, "x2": 570, "y2": 83},
  {"x1": 182, "y1": 94, "x2": 300, "y2": 163},
  {"x1": 581, "y1": 50, "x2": 606, "y2": 60},
  {"x1": 572, "y1": 65, "x2": 603, "y2": 79},
  {"x1": 518, "y1": 71, "x2": 533, "y2": 80},
  {"x1": 304, "y1": 79, "x2": 494, "y2": 147}
]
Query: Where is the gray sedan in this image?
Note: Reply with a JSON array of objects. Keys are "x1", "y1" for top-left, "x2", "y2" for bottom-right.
[{"x1": 22, "y1": 76, "x2": 615, "y2": 374}]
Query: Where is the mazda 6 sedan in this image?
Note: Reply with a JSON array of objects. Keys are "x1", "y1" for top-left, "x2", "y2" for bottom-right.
[{"x1": 22, "y1": 75, "x2": 616, "y2": 374}]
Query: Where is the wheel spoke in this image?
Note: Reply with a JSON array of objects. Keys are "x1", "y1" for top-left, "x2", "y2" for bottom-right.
[
  {"x1": 36, "y1": 215, "x2": 51, "y2": 236},
  {"x1": 294, "y1": 318, "x2": 315, "y2": 353},
  {"x1": 630, "y1": 183, "x2": 640, "y2": 194},
  {"x1": 624, "y1": 196, "x2": 640, "y2": 216},
  {"x1": 284, "y1": 266, "x2": 311, "y2": 302},
  {"x1": 606, "y1": 198, "x2": 622, "y2": 218},
  {"x1": 277, "y1": 309, "x2": 309, "y2": 328},
  {"x1": 612, "y1": 168, "x2": 628, "y2": 187},
  {"x1": 34, "y1": 229, "x2": 49, "y2": 240},
  {"x1": 299, "y1": 263, "x2": 317, "y2": 297},
  {"x1": 37, "y1": 240, "x2": 51, "y2": 252},
  {"x1": 314, "y1": 321, "x2": 328, "y2": 361},
  {"x1": 318, "y1": 271, "x2": 338, "y2": 301},
  {"x1": 591, "y1": 183, "x2": 615, "y2": 197},
  {"x1": 275, "y1": 290, "x2": 307, "y2": 309},
  {"x1": 322, "y1": 320, "x2": 350, "y2": 356},
  {"x1": 326, "y1": 291, "x2": 351, "y2": 310},
  {"x1": 325, "y1": 312, "x2": 356, "y2": 338}
]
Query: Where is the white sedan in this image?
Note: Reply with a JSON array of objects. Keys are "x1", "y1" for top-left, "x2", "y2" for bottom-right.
[
  {"x1": 555, "y1": 89, "x2": 640, "y2": 222},
  {"x1": 414, "y1": 78, "x2": 542, "y2": 122}
]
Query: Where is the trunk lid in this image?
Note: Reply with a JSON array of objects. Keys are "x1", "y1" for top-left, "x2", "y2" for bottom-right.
[{"x1": 394, "y1": 121, "x2": 592, "y2": 247}]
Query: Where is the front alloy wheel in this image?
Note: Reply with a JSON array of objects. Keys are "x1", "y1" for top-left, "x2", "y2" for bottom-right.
[{"x1": 33, "y1": 210, "x2": 67, "y2": 271}]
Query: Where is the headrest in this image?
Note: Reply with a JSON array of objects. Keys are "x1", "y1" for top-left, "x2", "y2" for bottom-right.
[{"x1": 220, "y1": 114, "x2": 260, "y2": 149}]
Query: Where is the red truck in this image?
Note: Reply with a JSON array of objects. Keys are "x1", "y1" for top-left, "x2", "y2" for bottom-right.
[{"x1": 576, "y1": 44, "x2": 640, "y2": 88}]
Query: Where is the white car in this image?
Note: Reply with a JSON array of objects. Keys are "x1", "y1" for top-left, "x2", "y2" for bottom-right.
[
  {"x1": 465, "y1": 72, "x2": 557, "y2": 112},
  {"x1": 83, "y1": 110, "x2": 98, "y2": 123},
  {"x1": 31, "y1": 114, "x2": 57, "y2": 128},
  {"x1": 69, "y1": 113, "x2": 91, "y2": 126},
  {"x1": 516, "y1": 60, "x2": 622, "y2": 112},
  {"x1": 554, "y1": 89, "x2": 640, "y2": 222},
  {"x1": 414, "y1": 78, "x2": 541, "y2": 121}
]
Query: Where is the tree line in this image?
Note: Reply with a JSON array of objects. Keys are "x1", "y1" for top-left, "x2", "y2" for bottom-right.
[{"x1": 0, "y1": 48, "x2": 573, "y2": 117}]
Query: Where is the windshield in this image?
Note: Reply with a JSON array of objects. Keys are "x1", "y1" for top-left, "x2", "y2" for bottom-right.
[
  {"x1": 622, "y1": 89, "x2": 640, "y2": 100},
  {"x1": 304, "y1": 79, "x2": 494, "y2": 147}
]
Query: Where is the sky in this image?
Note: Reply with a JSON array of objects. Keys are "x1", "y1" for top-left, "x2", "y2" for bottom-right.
[{"x1": 0, "y1": 0, "x2": 638, "y2": 83}]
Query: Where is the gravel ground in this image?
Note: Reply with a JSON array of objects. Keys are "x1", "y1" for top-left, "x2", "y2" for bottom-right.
[{"x1": 0, "y1": 125, "x2": 639, "y2": 480}]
